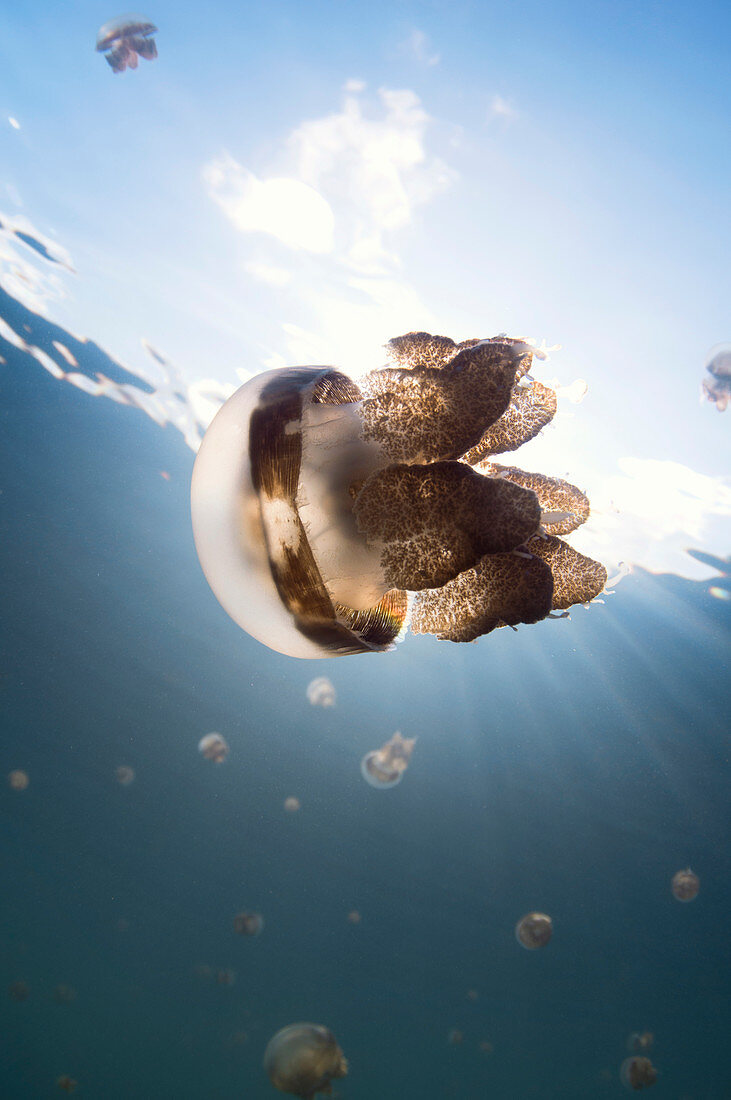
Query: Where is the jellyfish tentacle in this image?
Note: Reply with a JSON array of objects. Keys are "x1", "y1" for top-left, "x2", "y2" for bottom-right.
[{"x1": 353, "y1": 461, "x2": 541, "y2": 590}]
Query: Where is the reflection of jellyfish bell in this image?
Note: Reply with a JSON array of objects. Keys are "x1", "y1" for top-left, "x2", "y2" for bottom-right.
[
  {"x1": 671, "y1": 868, "x2": 700, "y2": 902},
  {"x1": 198, "y1": 732, "x2": 229, "y2": 763},
  {"x1": 360, "y1": 731, "x2": 416, "y2": 789},
  {"x1": 515, "y1": 912, "x2": 553, "y2": 949},
  {"x1": 620, "y1": 1056, "x2": 658, "y2": 1090},
  {"x1": 191, "y1": 334, "x2": 607, "y2": 659},
  {"x1": 96, "y1": 14, "x2": 158, "y2": 74},
  {"x1": 263, "y1": 1022, "x2": 348, "y2": 1098}
]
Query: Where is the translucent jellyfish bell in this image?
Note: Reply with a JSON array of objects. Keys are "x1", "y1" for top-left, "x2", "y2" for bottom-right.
[
  {"x1": 191, "y1": 335, "x2": 607, "y2": 658},
  {"x1": 263, "y1": 1022, "x2": 348, "y2": 1098},
  {"x1": 515, "y1": 911, "x2": 553, "y2": 949},
  {"x1": 360, "y1": 731, "x2": 416, "y2": 789}
]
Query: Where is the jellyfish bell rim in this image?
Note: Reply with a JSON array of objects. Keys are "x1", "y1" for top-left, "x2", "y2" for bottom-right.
[
  {"x1": 190, "y1": 367, "x2": 405, "y2": 660},
  {"x1": 96, "y1": 13, "x2": 158, "y2": 50}
]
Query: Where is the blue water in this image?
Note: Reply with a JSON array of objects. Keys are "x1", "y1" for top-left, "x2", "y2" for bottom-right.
[{"x1": 0, "y1": 284, "x2": 729, "y2": 1098}]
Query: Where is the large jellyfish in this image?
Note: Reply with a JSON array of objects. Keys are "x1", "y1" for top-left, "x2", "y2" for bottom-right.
[
  {"x1": 263, "y1": 1023, "x2": 348, "y2": 1098},
  {"x1": 96, "y1": 14, "x2": 158, "y2": 73},
  {"x1": 191, "y1": 333, "x2": 606, "y2": 658}
]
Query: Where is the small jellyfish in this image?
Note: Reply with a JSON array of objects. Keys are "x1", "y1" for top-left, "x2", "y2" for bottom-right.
[
  {"x1": 53, "y1": 984, "x2": 77, "y2": 1005},
  {"x1": 190, "y1": 334, "x2": 606, "y2": 659},
  {"x1": 9, "y1": 979, "x2": 29, "y2": 1001},
  {"x1": 360, "y1": 731, "x2": 416, "y2": 789},
  {"x1": 620, "y1": 1056, "x2": 658, "y2": 1090},
  {"x1": 466, "y1": 989, "x2": 478, "y2": 1001},
  {"x1": 263, "y1": 1023, "x2": 348, "y2": 1098},
  {"x1": 515, "y1": 912, "x2": 553, "y2": 949},
  {"x1": 346, "y1": 909, "x2": 361, "y2": 925},
  {"x1": 447, "y1": 1028, "x2": 463, "y2": 1045},
  {"x1": 478, "y1": 1039, "x2": 494, "y2": 1054},
  {"x1": 234, "y1": 910, "x2": 264, "y2": 937},
  {"x1": 115, "y1": 765, "x2": 135, "y2": 786},
  {"x1": 671, "y1": 868, "x2": 700, "y2": 902},
  {"x1": 8, "y1": 769, "x2": 29, "y2": 791},
  {"x1": 306, "y1": 677, "x2": 336, "y2": 707},
  {"x1": 56, "y1": 1076, "x2": 78, "y2": 1094},
  {"x1": 627, "y1": 1032, "x2": 653, "y2": 1054},
  {"x1": 284, "y1": 796, "x2": 301, "y2": 813},
  {"x1": 193, "y1": 963, "x2": 213, "y2": 983},
  {"x1": 96, "y1": 14, "x2": 158, "y2": 74},
  {"x1": 216, "y1": 967, "x2": 236, "y2": 986},
  {"x1": 198, "y1": 732, "x2": 229, "y2": 763},
  {"x1": 702, "y1": 345, "x2": 731, "y2": 411}
]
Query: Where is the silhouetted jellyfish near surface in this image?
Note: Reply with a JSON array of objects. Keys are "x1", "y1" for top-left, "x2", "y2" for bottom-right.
[
  {"x1": 515, "y1": 912, "x2": 553, "y2": 949},
  {"x1": 190, "y1": 333, "x2": 607, "y2": 659},
  {"x1": 96, "y1": 14, "x2": 158, "y2": 73},
  {"x1": 198, "y1": 732, "x2": 229, "y2": 763},
  {"x1": 360, "y1": 731, "x2": 416, "y2": 789},
  {"x1": 234, "y1": 910, "x2": 264, "y2": 936},
  {"x1": 671, "y1": 868, "x2": 700, "y2": 901},
  {"x1": 702, "y1": 345, "x2": 731, "y2": 411},
  {"x1": 620, "y1": 1056, "x2": 658, "y2": 1090},
  {"x1": 264, "y1": 1024, "x2": 348, "y2": 1098}
]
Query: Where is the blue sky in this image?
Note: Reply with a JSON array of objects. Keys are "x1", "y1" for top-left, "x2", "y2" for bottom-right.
[{"x1": 1, "y1": 0, "x2": 730, "y2": 576}]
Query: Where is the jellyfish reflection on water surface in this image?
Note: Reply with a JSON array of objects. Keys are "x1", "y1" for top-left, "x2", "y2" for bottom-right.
[
  {"x1": 191, "y1": 333, "x2": 607, "y2": 658},
  {"x1": 263, "y1": 1023, "x2": 348, "y2": 1098},
  {"x1": 96, "y1": 14, "x2": 158, "y2": 73}
]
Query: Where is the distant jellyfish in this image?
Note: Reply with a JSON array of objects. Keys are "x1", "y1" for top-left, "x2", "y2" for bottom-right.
[
  {"x1": 447, "y1": 1028, "x2": 463, "y2": 1045},
  {"x1": 56, "y1": 1076, "x2": 78, "y2": 1094},
  {"x1": 53, "y1": 984, "x2": 77, "y2": 1005},
  {"x1": 234, "y1": 910, "x2": 264, "y2": 937},
  {"x1": 115, "y1": 765, "x2": 135, "y2": 786},
  {"x1": 193, "y1": 963, "x2": 213, "y2": 983},
  {"x1": 264, "y1": 1023, "x2": 348, "y2": 1098},
  {"x1": 671, "y1": 868, "x2": 700, "y2": 902},
  {"x1": 9, "y1": 979, "x2": 29, "y2": 1001},
  {"x1": 216, "y1": 967, "x2": 236, "y2": 986},
  {"x1": 620, "y1": 1056, "x2": 658, "y2": 1090},
  {"x1": 8, "y1": 769, "x2": 29, "y2": 791},
  {"x1": 96, "y1": 14, "x2": 158, "y2": 74},
  {"x1": 346, "y1": 909, "x2": 361, "y2": 925},
  {"x1": 466, "y1": 989, "x2": 478, "y2": 1002},
  {"x1": 190, "y1": 333, "x2": 606, "y2": 659},
  {"x1": 198, "y1": 732, "x2": 229, "y2": 763},
  {"x1": 627, "y1": 1032, "x2": 653, "y2": 1054},
  {"x1": 478, "y1": 1039, "x2": 494, "y2": 1055},
  {"x1": 515, "y1": 912, "x2": 553, "y2": 949},
  {"x1": 284, "y1": 796, "x2": 301, "y2": 813},
  {"x1": 360, "y1": 731, "x2": 416, "y2": 789},
  {"x1": 702, "y1": 344, "x2": 731, "y2": 411},
  {"x1": 306, "y1": 677, "x2": 336, "y2": 707}
]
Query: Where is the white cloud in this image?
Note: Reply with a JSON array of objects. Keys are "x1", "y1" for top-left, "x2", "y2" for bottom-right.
[
  {"x1": 203, "y1": 156, "x2": 335, "y2": 253},
  {"x1": 404, "y1": 28, "x2": 440, "y2": 67},
  {"x1": 488, "y1": 94, "x2": 518, "y2": 123},
  {"x1": 243, "y1": 261, "x2": 292, "y2": 287}
]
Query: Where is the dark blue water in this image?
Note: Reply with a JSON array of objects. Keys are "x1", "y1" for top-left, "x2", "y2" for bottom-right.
[{"x1": 1, "y1": 288, "x2": 729, "y2": 1098}]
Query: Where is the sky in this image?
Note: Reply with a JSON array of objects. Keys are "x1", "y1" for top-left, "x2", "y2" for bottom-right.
[{"x1": 1, "y1": 0, "x2": 730, "y2": 578}]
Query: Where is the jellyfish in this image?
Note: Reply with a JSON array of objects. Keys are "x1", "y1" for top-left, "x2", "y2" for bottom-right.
[
  {"x1": 478, "y1": 1039, "x2": 494, "y2": 1054},
  {"x1": 53, "y1": 984, "x2": 77, "y2": 1005},
  {"x1": 671, "y1": 868, "x2": 700, "y2": 902},
  {"x1": 620, "y1": 1056, "x2": 658, "y2": 1090},
  {"x1": 360, "y1": 731, "x2": 416, "y2": 789},
  {"x1": 198, "y1": 731, "x2": 229, "y2": 763},
  {"x1": 702, "y1": 345, "x2": 731, "y2": 411},
  {"x1": 627, "y1": 1032, "x2": 653, "y2": 1054},
  {"x1": 216, "y1": 967, "x2": 236, "y2": 986},
  {"x1": 190, "y1": 333, "x2": 607, "y2": 659},
  {"x1": 56, "y1": 1076, "x2": 78, "y2": 1094},
  {"x1": 284, "y1": 796, "x2": 301, "y2": 813},
  {"x1": 8, "y1": 980, "x2": 29, "y2": 1001},
  {"x1": 515, "y1": 912, "x2": 553, "y2": 949},
  {"x1": 264, "y1": 1023, "x2": 348, "y2": 1098},
  {"x1": 96, "y1": 14, "x2": 158, "y2": 73},
  {"x1": 447, "y1": 1028, "x2": 463, "y2": 1045},
  {"x1": 8, "y1": 769, "x2": 29, "y2": 791},
  {"x1": 233, "y1": 910, "x2": 264, "y2": 936},
  {"x1": 115, "y1": 765, "x2": 135, "y2": 786},
  {"x1": 306, "y1": 677, "x2": 336, "y2": 707},
  {"x1": 346, "y1": 909, "x2": 361, "y2": 924}
]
